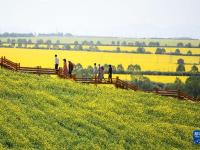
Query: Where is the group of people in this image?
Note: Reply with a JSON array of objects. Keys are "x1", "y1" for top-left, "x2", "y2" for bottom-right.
[
  {"x1": 54, "y1": 55, "x2": 74, "y2": 77},
  {"x1": 93, "y1": 63, "x2": 113, "y2": 83},
  {"x1": 54, "y1": 54, "x2": 113, "y2": 82}
]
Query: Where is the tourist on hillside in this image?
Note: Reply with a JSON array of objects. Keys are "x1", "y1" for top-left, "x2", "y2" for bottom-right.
[
  {"x1": 108, "y1": 65, "x2": 113, "y2": 83},
  {"x1": 55, "y1": 54, "x2": 59, "y2": 71},
  {"x1": 98, "y1": 64, "x2": 101, "y2": 80},
  {"x1": 68, "y1": 61, "x2": 74, "y2": 78},
  {"x1": 100, "y1": 66, "x2": 105, "y2": 81},
  {"x1": 93, "y1": 63, "x2": 98, "y2": 81},
  {"x1": 63, "y1": 59, "x2": 68, "y2": 76}
]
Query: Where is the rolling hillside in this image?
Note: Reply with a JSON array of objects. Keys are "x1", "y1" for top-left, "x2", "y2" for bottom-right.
[{"x1": 0, "y1": 68, "x2": 199, "y2": 149}]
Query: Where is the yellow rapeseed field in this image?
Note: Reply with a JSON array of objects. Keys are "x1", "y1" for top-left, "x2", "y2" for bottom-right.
[
  {"x1": 0, "y1": 48, "x2": 199, "y2": 72},
  {"x1": 97, "y1": 46, "x2": 200, "y2": 54},
  {"x1": 111, "y1": 74, "x2": 188, "y2": 83}
]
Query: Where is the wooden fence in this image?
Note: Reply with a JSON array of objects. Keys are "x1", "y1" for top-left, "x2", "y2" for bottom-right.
[
  {"x1": 0, "y1": 56, "x2": 57, "y2": 75},
  {"x1": 0, "y1": 56, "x2": 198, "y2": 102}
]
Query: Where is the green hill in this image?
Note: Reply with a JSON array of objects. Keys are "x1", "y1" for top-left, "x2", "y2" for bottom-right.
[{"x1": 0, "y1": 68, "x2": 199, "y2": 149}]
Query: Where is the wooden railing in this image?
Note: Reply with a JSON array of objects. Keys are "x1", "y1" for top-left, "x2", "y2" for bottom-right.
[
  {"x1": 0, "y1": 56, "x2": 20, "y2": 71},
  {"x1": 142, "y1": 89, "x2": 197, "y2": 101},
  {"x1": 19, "y1": 67, "x2": 56, "y2": 75},
  {"x1": 0, "y1": 56, "x2": 57, "y2": 75},
  {"x1": 0, "y1": 56, "x2": 198, "y2": 102}
]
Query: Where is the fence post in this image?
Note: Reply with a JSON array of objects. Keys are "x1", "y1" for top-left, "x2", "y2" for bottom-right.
[
  {"x1": 58, "y1": 67, "x2": 63, "y2": 77},
  {"x1": 37, "y1": 66, "x2": 41, "y2": 75},
  {"x1": 115, "y1": 76, "x2": 119, "y2": 88},
  {"x1": 177, "y1": 90, "x2": 181, "y2": 99},
  {"x1": 0, "y1": 56, "x2": 3, "y2": 68}
]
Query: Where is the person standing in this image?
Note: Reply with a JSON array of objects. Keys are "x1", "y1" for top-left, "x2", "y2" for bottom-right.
[
  {"x1": 93, "y1": 63, "x2": 98, "y2": 81},
  {"x1": 68, "y1": 61, "x2": 74, "y2": 78},
  {"x1": 55, "y1": 54, "x2": 59, "y2": 71},
  {"x1": 100, "y1": 66, "x2": 105, "y2": 81},
  {"x1": 63, "y1": 59, "x2": 68, "y2": 77},
  {"x1": 108, "y1": 65, "x2": 113, "y2": 83},
  {"x1": 98, "y1": 64, "x2": 101, "y2": 80}
]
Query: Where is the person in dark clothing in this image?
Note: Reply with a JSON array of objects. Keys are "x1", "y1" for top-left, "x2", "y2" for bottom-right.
[
  {"x1": 68, "y1": 61, "x2": 74, "y2": 78},
  {"x1": 108, "y1": 65, "x2": 112, "y2": 83}
]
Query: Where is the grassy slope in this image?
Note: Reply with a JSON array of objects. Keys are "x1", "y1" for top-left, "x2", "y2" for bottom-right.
[{"x1": 0, "y1": 68, "x2": 199, "y2": 150}]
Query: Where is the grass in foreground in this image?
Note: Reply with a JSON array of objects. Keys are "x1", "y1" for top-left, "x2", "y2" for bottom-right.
[{"x1": 0, "y1": 68, "x2": 199, "y2": 149}]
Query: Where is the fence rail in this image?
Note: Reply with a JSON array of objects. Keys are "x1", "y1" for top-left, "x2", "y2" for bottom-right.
[{"x1": 0, "y1": 56, "x2": 198, "y2": 102}]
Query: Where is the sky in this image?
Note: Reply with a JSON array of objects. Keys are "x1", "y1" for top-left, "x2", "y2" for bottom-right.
[{"x1": 0, "y1": 0, "x2": 199, "y2": 38}]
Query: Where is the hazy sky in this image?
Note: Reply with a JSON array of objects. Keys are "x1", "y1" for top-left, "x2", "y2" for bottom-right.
[{"x1": 0, "y1": 0, "x2": 199, "y2": 38}]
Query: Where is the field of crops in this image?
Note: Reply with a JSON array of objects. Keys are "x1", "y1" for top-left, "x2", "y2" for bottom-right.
[
  {"x1": 1, "y1": 37, "x2": 200, "y2": 47},
  {"x1": 0, "y1": 48, "x2": 199, "y2": 71},
  {"x1": 111, "y1": 74, "x2": 188, "y2": 83},
  {"x1": 0, "y1": 68, "x2": 199, "y2": 149},
  {"x1": 2, "y1": 43, "x2": 200, "y2": 55}
]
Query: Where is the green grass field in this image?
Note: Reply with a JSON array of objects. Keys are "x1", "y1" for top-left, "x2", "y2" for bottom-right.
[{"x1": 0, "y1": 68, "x2": 199, "y2": 149}]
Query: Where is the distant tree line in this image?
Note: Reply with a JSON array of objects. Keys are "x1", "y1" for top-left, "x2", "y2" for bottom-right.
[{"x1": 1, "y1": 39, "x2": 200, "y2": 56}]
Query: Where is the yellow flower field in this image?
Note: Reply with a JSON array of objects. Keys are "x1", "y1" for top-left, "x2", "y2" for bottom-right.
[
  {"x1": 97, "y1": 46, "x2": 200, "y2": 54},
  {"x1": 0, "y1": 48, "x2": 199, "y2": 73},
  {"x1": 111, "y1": 74, "x2": 188, "y2": 83}
]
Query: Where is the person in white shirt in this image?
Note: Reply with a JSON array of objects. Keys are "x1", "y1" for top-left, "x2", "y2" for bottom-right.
[{"x1": 55, "y1": 54, "x2": 59, "y2": 70}]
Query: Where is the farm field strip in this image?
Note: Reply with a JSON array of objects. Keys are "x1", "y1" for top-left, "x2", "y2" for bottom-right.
[{"x1": 0, "y1": 48, "x2": 199, "y2": 73}]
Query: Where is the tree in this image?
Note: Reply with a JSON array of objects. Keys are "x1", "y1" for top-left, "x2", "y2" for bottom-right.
[
  {"x1": 74, "y1": 63, "x2": 83, "y2": 71},
  {"x1": 131, "y1": 76, "x2": 155, "y2": 90},
  {"x1": 176, "y1": 64, "x2": 185, "y2": 72},
  {"x1": 175, "y1": 49, "x2": 181, "y2": 55},
  {"x1": 148, "y1": 42, "x2": 160, "y2": 47},
  {"x1": 27, "y1": 39, "x2": 32, "y2": 44},
  {"x1": 46, "y1": 40, "x2": 52, "y2": 49},
  {"x1": 136, "y1": 47, "x2": 145, "y2": 53},
  {"x1": 117, "y1": 64, "x2": 124, "y2": 73},
  {"x1": 135, "y1": 41, "x2": 146, "y2": 47},
  {"x1": 116, "y1": 47, "x2": 121, "y2": 52},
  {"x1": 36, "y1": 39, "x2": 44, "y2": 44},
  {"x1": 177, "y1": 58, "x2": 184, "y2": 65},
  {"x1": 89, "y1": 41, "x2": 94, "y2": 45},
  {"x1": 117, "y1": 41, "x2": 120, "y2": 45},
  {"x1": 96, "y1": 41, "x2": 102, "y2": 45},
  {"x1": 56, "y1": 40, "x2": 60, "y2": 45},
  {"x1": 34, "y1": 43, "x2": 39, "y2": 49},
  {"x1": 155, "y1": 48, "x2": 166, "y2": 54},
  {"x1": 185, "y1": 43, "x2": 192, "y2": 48},
  {"x1": 185, "y1": 76, "x2": 200, "y2": 98},
  {"x1": 177, "y1": 42, "x2": 184, "y2": 47},
  {"x1": 86, "y1": 65, "x2": 93, "y2": 74},
  {"x1": 133, "y1": 64, "x2": 141, "y2": 72},
  {"x1": 112, "y1": 65, "x2": 117, "y2": 73},
  {"x1": 63, "y1": 44, "x2": 71, "y2": 50},
  {"x1": 111, "y1": 41, "x2": 115, "y2": 45},
  {"x1": 122, "y1": 41, "x2": 127, "y2": 46},
  {"x1": 127, "y1": 64, "x2": 135, "y2": 72},
  {"x1": 11, "y1": 39, "x2": 16, "y2": 47},
  {"x1": 89, "y1": 45, "x2": 98, "y2": 51},
  {"x1": 74, "y1": 45, "x2": 83, "y2": 50},
  {"x1": 7, "y1": 38, "x2": 11, "y2": 44},
  {"x1": 82, "y1": 40, "x2": 88, "y2": 45},
  {"x1": 104, "y1": 64, "x2": 109, "y2": 72},
  {"x1": 191, "y1": 65, "x2": 198, "y2": 73},
  {"x1": 187, "y1": 50, "x2": 192, "y2": 56},
  {"x1": 74, "y1": 41, "x2": 79, "y2": 45}
]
